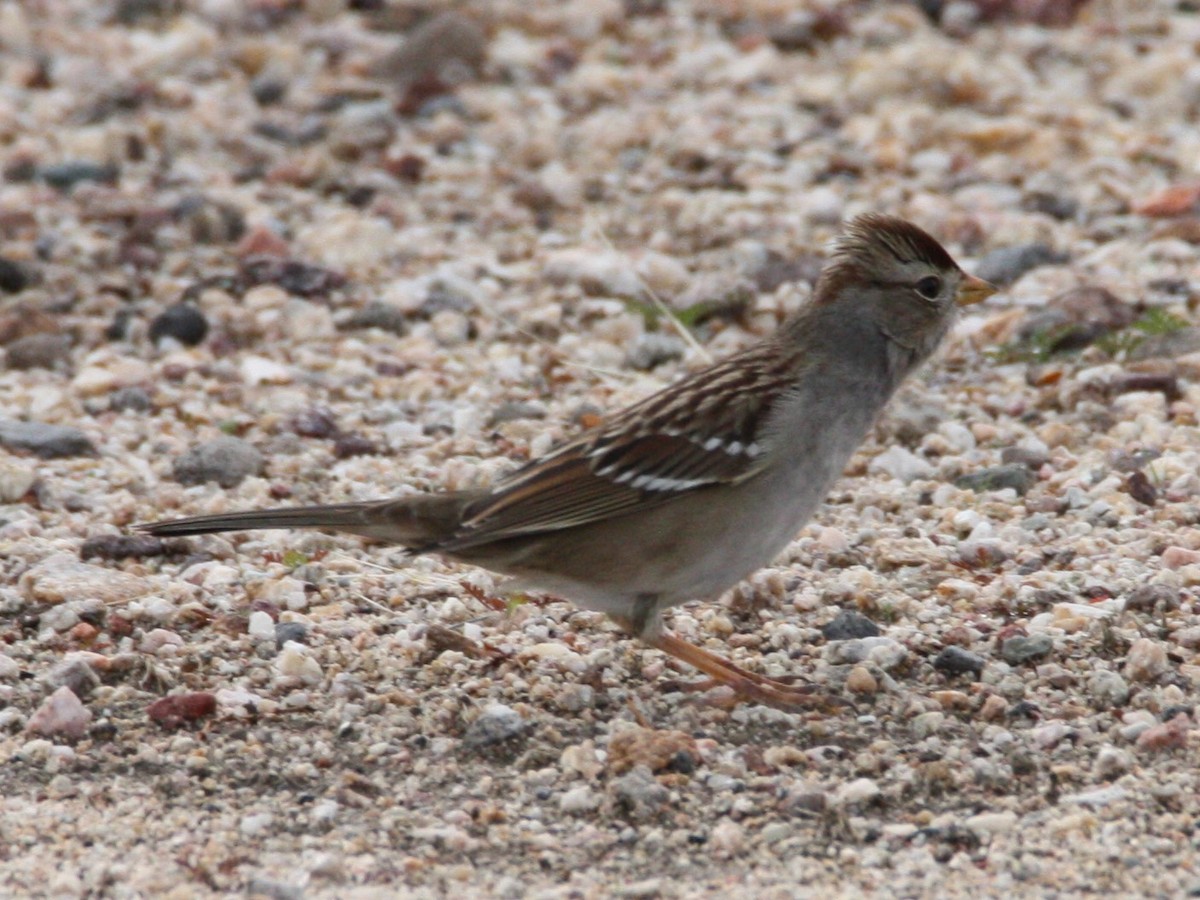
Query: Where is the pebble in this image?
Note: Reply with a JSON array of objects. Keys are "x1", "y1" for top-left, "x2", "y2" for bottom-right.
[
  {"x1": 1124, "y1": 638, "x2": 1169, "y2": 682},
  {"x1": 608, "y1": 727, "x2": 697, "y2": 775},
  {"x1": 845, "y1": 666, "x2": 878, "y2": 695},
  {"x1": 0, "y1": 255, "x2": 31, "y2": 292},
  {"x1": 275, "y1": 621, "x2": 308, "y2": 647},
  {"x1": 172, "y1": 436, "x2": 264, "y2": 488},
  {"x1": 974, "y1": 243, "x2": 1067, "y2": 286},
  {"x1": 964, "y1": 811, "x2": 1017, "y2": 835},
  {"x1": 1000, "y1": 634, "x2": 1054, "y2": 666},
  {"x1": 933, "y1": 646, "x2": 985, "y2": 678},
  {"x1": 626, "y1": 332, "x2": 686, "y2": 370},
  {"x1": 608, "y1": 766, "x2": 670, "y2": 820},
  {"x1": 1093, "y1": 746, "x2": 1133, "y2": 779},
  {"x1": 955, "y1": 464, "x2": 1035, "y2": 496},
  {"x1": 26, "y1": 686, "x2": 92, "y2": 739},
  {"x1": 274, "y1": 646, "x2": 323, "y2": 685},
  {"x1": 463, "y1": 703, "x2": 526, "y2": 748},
  {"x1": 378, "y1": 11, "x2": 488, "y2": 88},
  {"x1": 5, "y1": 333, "x2": 72, "y2": 370},
  {"x1": 20, "y1": 554, "x2": 149, "y2": 605},
  {"x1": 822, "y1": 610, "x2": 881, "y2": 641},
  {"x1": 868, "y1": 446, "x2": 934, "y2": 482},
  {"x1": 0, "y1": 419, "x2": 95, "y2": 458},
  {"x1": 828, "y1": 637, "x2": 908, "y2": 672},
  {"x1": 0, "y1": 654, "x2": 19, "y2": 680},
  {"x1": 559, "y1": 786, "x2": 600, "y2": 815},
  {"x1": 1162, "y1": 546, "x2": 1200, "y2": 569},
  {"x1": 42, "y1": 658, "x2": 100, "y2": 698},
  {"x1": 831, "y1": 778, "x2": 880, "y2": 808},
  {"x1": 240, "y1": 812, "x2": 274, "y2": 837},
  {"x1": 709, "y1": 820, "x2": 746, "y2": 857},
  {"x1": 149, "y1": 303, "x2": 209, "y2": 346}
]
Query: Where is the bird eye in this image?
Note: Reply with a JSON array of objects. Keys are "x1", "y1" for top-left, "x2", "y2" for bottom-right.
[{"x1": 914, "y1": 275, "x2": 943, "y2": 300}]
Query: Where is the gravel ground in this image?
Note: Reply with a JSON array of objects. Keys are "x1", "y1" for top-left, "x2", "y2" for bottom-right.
[{"x1": 3, "y1": 1, "x2": 1200, "y2": 897}]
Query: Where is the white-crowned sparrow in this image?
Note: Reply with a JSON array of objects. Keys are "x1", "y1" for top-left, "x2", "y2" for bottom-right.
[{"x1": 140, "y1": 214, "x2": 996, "y2": 710}]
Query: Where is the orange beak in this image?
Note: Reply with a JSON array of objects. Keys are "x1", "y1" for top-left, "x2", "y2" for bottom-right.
[{"x1": 955, "y1": 273, "x2": 998, "y2": 307}]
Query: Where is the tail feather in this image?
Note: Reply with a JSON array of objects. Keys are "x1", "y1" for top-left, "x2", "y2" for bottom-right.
[{"x1": 138, "y1": 492, "x2": 478, "y2": 548}]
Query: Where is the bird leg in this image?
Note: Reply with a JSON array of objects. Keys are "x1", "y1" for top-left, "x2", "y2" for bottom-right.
[{"x1": 644, "y1": 630, "x2": 843, "y2": 712}]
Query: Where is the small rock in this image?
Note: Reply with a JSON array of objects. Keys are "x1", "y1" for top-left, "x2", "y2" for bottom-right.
[
  {"x1": 463, "y1": 703, "x2": 526, "y2": 748},
  {"x1": 955, "y1": 464, "x2": 1035, "y2": 496},
  {"x1": 5, "y1": 333, "x2": 71, "y2": 370},
  {"x1": 147, "y1": 692, "x2": 218, "y2": 729},
  {"x1": 868, "y1": 445, "x2": 933, "y2": 482},
  {"x1": 0, "y1": 419, "x2": 95, "y2": 458},
  {"x1": 559, "y1": 786, "x2": 600, "y2": 815},
  {"x1": 980, "y1": 694, "x2": 1009, "y2": 721},
  {"x1": 332, "y1": 433, "x2": 378, "y2": 459},
  {"x1": 1000, "y1": 445, "x2": 1050, "y2": 469},
  {"x1": 40, "y1": 161, "x2": 119, "y2": 191},
  {"x1": 1124, "y1": 638, "x2": 1168, "y2": 682},
  {"x1": 933, "y1": 646, "x2": 985, "y2": 678},
  {"x1": 109, "y1": 386, "x2": 154, "y2": 413},
  {"x1": 822, "y1": 609, "x2": 880, "y2": 641},
  {"x1": 1088, "y1": 670, "x2": 1130, "y2": 708},
  {"x1": 1093, "y1": 745, "x2": 1133, "y2": 779},
  {"x1": 275, "y1": 622, "x2": 308, "y2": 648},
  {"x1": 240, "y1": 257, "x2": 345, "y2": 298},
  {"x1": 709, "y1": 820, "x2": 745, "y2": 857},
  {"x1": 21, "y1": 554, "x2": 149, "y2": 605},
  {"x1": 42, "y1": 658, "x2": 100, "y2": 698},
  {"x1": 275, "y1": 646, "x2": 323, "y2": 685},
  {"x1": 0, "y1": 255, "x2": 31, "y2": 293},
  {"x1": 1000, "y1": 634, "x2": 1053, "y2": 665},
  {"x1": 1136, "y1": 714, "x2": 1190, "y2": 752},
  {"x1": 248, "y1": 610, "x2": 275, "y2": 640},
  {"x1": 240, "y1": 812, "x2": 274, "y2": 837},
  {"x1": 0, "y1": 654, "x2": 20, "y2": 680},
  {"x1": 964, "y1": 811, "x2": 1017, "y2": 835},
  {"x1": 342, "y1": 301, "x2": 409, "y2": 335},
  {"x1": 26, "y1": 686, "x2": 92, "y2": 739},
  {"x1": 149, "y1": 303, "x2": 209, "y2": 346},
  {"x1": 831, "y1": 777, "x2": 880, "y2": 808},
  {"x1": 172, "y1": 436, "x2": 264, "y2": 488},
  {"x1": 608, "y1": 765, "x2": 670, "y2": 820},
  {"x1": 626, "y1": 332, "x2": 686, "y2": 370},
  {"x1": 79, "y1": 534, "x2": 165, "y2": 561},
  {"x1": 608, "y1": 727, "x2": 697, "y2": 775},
  {"x1": 845, "y1": 665, "x2": 878, "y2": 695},
  {"x1": 974, "y1": 243, "x2": 1067, "y2": 286},
  {"x1": 1162, "y1": 546, "x2": 1200, "y2": 569},
  {"x1": 828, "y1": 637, "x2": 908, "y2": 671},
  {"x1": 377, "y1": 11, "x2": 488, "y2": 88}
]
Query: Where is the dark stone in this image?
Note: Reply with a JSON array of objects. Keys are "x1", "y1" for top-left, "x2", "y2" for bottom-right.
[
  {"x1": 288, "y1": 407, "x2": 338, "y2": 439},
  {"x1": 974, "y1": 243, "x2": 1067, "y2": 286},
  {"x1": 333, "y1": 432, "x2": 379, "y2": 458},
  {"x1": 822, "y1": 609, "x2": 881, "y2": 641},
  {"x1": 1000, "y1": 446, "x2": 1049, "y2": 469},
  {"x1": 80, "y1": 534, "x2": 165, "y2": 561},
  {"x1": 955, "y1": 464, "x2": 1036, "y2": 495},
  {"x1": 5, "y1": 333, "x2": 71, "y2": 370},
  {"x1": 172, "y1": 436, "x2": 264, "y2": 488},
  {"x1": 109, "y1": 386, "x2": 153, "y2": 413},
  {"x1": 275, "y1": 622, "x2": 309, "y2": 648},
  {"x1": 1125, "y1": 471, "x2": 1158, "y2": 505},
  {"x1": 932, "y1": 646, "x2": 985, "y2": 677},
  {"x1": 1126, "y1": 583, "x2": 1180, "y2": 612},
  {"x1": 342, "y1": 301, "x2": 408, "y2": 335},
  {"x1": 1000, "y1": 634, "x2": 1054, "y2": 666},
  {"x1": 1022, "y1": 191, "x2": 1079, "y2": 220},
  {"x1": 0, "y1": 256, "x2": 30, "y2": 293},
  {"x1": 240, "y1": 257, "x2": 345, "y2": 298},
  {"x1": 0, "y1": 420, "x2": 95, "y2": 458},
  {"x1": 488, "y1": 402, "x2": 547, "y2": 427},
  {"x1": 40, "y1": 161, "x2": 119, "y2": 191},
  {"x1": 626, "y1": 333, "x2": 686, "y2": 370},
  {"x1": 149, "y1": 303, "x2": 209, "y2": 347},
  {"x1": 462, "y1": 704, "x2": 526, "y2": 748},
  {"x1": 251, "y1": 76, "x2": 288, "y2": 106}
]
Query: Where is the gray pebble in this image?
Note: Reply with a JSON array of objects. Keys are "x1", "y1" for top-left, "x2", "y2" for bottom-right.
[
  {"x1": 462, "y1": 703, "x2": 526, "y2": 748},
  {"x1": 172, "y1": 436, "x2": 264, "y2": 488},
  {"x1": 0, "y1": 419, "x2": 95, "y2": 458},
  {"x1": 626, "y1": 332, "x2": 686, "y2": 370},
  {"x1": 109, "y1": 386, "x2": 154, "y2": 413},
  {"x1": 0, "y1": 255, "x2": 31, "y2": 293},
  {"x1": 975, "y1": 243, "x2": 1067, "y2": 286},
  {"x1": 955, "y1": 464, "x2": 1035, "y2": 495},
  {"x1": 275, "y1": 622, "x2": 309, "y2": 648},
  {"x1": 1000, "y1": 634, "x2": 1054, "y2": 666},
  {"x1": 342, "y1": 301, "x2": 408, "y2": 335},
  {"x1": 933, "y1": 646, "x2": 985, "y2": 677},
  {"x1": 822, "y1": 609, "x2": 881, "y2": 641},
  {"x1": 1000, "y1": 446, "x2": 1049, "y2": 469},
  {"x1": 5, "y1": 333, "x2": 71, "y2": 370},
  {"x1": 609, "y1": 765, "x2": 670, "y2": 820},
  {"x1": 42, "y1": 658, "x2": 101, "y2": 698},
  {"x1": 1088, "y1": 670, "x2": 1130, "y2": 708}
]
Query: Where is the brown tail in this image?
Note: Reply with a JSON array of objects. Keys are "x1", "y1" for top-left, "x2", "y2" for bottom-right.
[{"x1": 137, "y1": 492, "x2": 478, "y2": 548}]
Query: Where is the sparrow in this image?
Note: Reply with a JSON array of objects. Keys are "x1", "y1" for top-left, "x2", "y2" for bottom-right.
[{"x1": 140, "y1": 214, "x2": 996, "y2": 710}]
